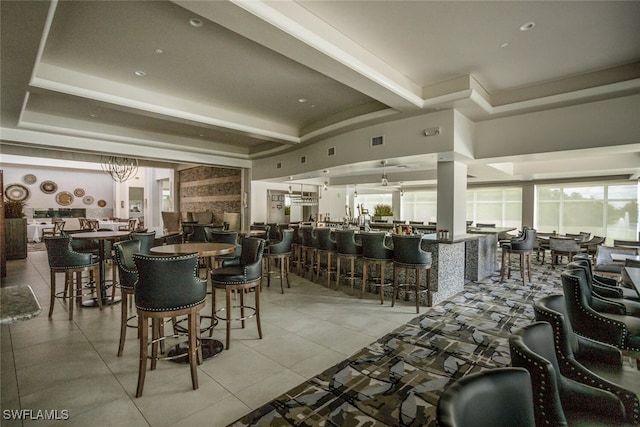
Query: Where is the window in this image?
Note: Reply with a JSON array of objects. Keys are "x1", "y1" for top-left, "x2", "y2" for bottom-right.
[
  {"x1": 467, "y1": 187, "x2": 522, "y2": 228},
  {"x1": 356, "y1": 193, "x2": 392, "y2": 216},
  {"x1": 401, "y1": 191, "x2": 437, "y2": 223},
  {"x1": 535, "y1": 181, "x2": 638, "y2": 243}
]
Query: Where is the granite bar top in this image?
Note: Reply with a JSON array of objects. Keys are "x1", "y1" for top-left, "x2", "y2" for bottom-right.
[{"x1": 0, "y1": 285, "x2": 42, "y2": 324}]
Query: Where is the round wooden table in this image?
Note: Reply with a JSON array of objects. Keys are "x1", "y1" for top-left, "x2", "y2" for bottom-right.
[
  {"x1": 72, "y1": 230, "x2": 130, "y2": 307},
  {"x1": 149, "y1": 242, "x2": 236, "y2": 362}
]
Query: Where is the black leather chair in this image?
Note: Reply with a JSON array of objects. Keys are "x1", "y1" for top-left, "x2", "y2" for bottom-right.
[
  {"x1": 534, "y1": 294, "x2": 640, "y2": 423},
  {"x1": 210, "y1": 237, "x2": 265, "y2": 350},
  {"x1": 314, "y1": 228, "x2": 337, "y2": 287},
  {"x1": 188, "y1": 223, "x2": 214, "y2": 243},
  {"x1": 573, "y1": 253, "x2": 639, "y2": 301},
  {"x1": 299, "y1": 225, "x2": 317, "y2": 279},
  {"x1": 129, "y1": 231, "x2": 156, "y2": 254},
  {"x1": 360, "y1": 232, "x2": 393, "y2": 304},
  {"x1": 437, "y1": 367, "x2": 536, "y2": 427},
  {"x1": 44, "y1": 235, "x2": 100, "y2": 320},
  {"x1": 561, "y1": 267, "x2": 640, "y2": 365},
  {"x1": 500, "y1": 228, "x2": 536, "y2": 283},
  {"x1": 133, "y1": 253, "x2": 206, "y2": 397},
  {"x1": 335, "y1": 229, "x2": 362, "y2": 293},
  {"x1": 568, "y1": 259, "x2": 640, "y2": 316},
  {"x1": 289, "y1": 224, "x2": 302, "y2": 273},
  {"x1": 391, "y1": 234, "x2": 432, "y2": 313},
  {"x1": 263, "y1": 229, "x2": 293, "y2": 293},
  {"x1": 204, "y1": 229, "x2": 240, "y2": 266},
  {"x1": 509, "y1": 322, "x2": 628, "y2": 426},
  {"x1": 113, "y1": 239, "x2": 140, "y2": 357}
]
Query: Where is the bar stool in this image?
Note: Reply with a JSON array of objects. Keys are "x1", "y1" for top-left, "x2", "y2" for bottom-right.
[
  {"x1": 133, "y1": 253, "x2": 207, "y2": 397},
  {"x1": 204, "y1": 229, "x2": 240, "y2": 268},
  {"x1": 360, "y1": 232, "x2": 394, "y2": 304},
  {"x1": 314, "y1": 228, "x2": 337, "y2": 287},
  {"x1": 500, "y1": 228, "x2": 536, "y2": 283},
  {"x1": 44, "y1": 235, "x2": 100, "y2": 320},
  {"x1": 210, "y1": 238, "x2": 265, "y2": 349},
  {"x1": 335, "y1": 229, "x2": 362, "y2": 293},
  {"x1": 110, "y1": 231, "x2": 156, "y2": 301},
  {"x1": 299, "y1": 225, "x2": 317, "y2": 279},
  {"x1": 391, "y1": 234, "x2": 432, "y2": 313},
  {"x1": 113, "y1": 239, "x2": 140, "y2": 357},
  {"x1": 289, "y1": 224, "x2": 302, "y2": 273},
  {"x1": 263, "y1": 229, "x2": 293, "y2": 293}
]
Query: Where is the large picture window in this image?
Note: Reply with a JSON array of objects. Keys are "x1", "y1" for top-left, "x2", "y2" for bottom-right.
[
  {"x1": 401, "y1": 191, "x2": 437, "y2": 223},
  {"x1": 466, "y1": 187, "x2": 522, "y2": 228},
  {"x1": 535, "y1": 181, "x2": 638, "y2": 243},
  {"x1": 355, "y1": 193, "x2": 392, "y2": 217}
]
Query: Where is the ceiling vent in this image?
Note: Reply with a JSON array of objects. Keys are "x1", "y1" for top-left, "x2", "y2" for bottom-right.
[
  {"x1": 276, "y1": 162, "x2": 282, "y2": 169},
  {"x1": 327, "y1": 147, "x2": 336, "y2": 156},
  {"x1": 371, "y1": 136, "x2": 384, "y2": 147},
  {"x1": 300, "y1": 156, "x2": 307, "y2": 164}
]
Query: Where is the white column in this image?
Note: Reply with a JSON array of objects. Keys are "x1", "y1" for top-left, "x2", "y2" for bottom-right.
[{"x1": 436, "y1": 160, "x2": 467, "y2": 237}]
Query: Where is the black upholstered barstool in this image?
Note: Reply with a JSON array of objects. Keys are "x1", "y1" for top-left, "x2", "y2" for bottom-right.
[
  {"x1": 210, "y1": 238, "x2": 265, "y2": 349},
  {"x1": 314, "y1": 227, "x2": 337, "y2": 287},
  {"x1": 113, "y1": 239, "x2": 140, "y2": 357},
  {"x1": 289, "y1": 224, "x2": 302, "y2": 273},
  {"x1": 500, "y1": 228, "x2": 536, "y2": 283},
  {"x1": 133, "y1": 253, "x2": 206, "y2": 398},
  {"x1": 263, "y1": 229, "x2": 293, "y2": 293},
  {"x1": 335, "y1": 229, "x2": 362, "y2": 293},
  {"x1": 391, "y1": 234, "x2": 432, "y2": 313},
  {"x1": 360, "y1": 232, "x2": 393, "y2": 304},
  {"x1": 299, "y1": 225, "x2": 317, "y2": 279},
  {"x1": 44, "y1": 235, "x2": 100, "y2": 320}
]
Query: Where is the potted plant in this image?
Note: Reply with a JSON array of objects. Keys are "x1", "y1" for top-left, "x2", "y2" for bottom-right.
[
  {"x1": 4, "y1": 199, "x2": 28, "y2": 259},
  {"x1": 373, "y1": 204, "x2": 394, "y2": 222}
]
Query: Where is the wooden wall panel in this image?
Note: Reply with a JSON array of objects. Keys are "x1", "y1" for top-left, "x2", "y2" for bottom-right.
[{"x1": 179, "y1": 166, "x2": 241, "y2": 224}]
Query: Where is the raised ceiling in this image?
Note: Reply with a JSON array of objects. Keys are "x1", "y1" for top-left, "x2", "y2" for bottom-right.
[{"x1": 1, "y1": 0, "x2": 639, "y2": 186}]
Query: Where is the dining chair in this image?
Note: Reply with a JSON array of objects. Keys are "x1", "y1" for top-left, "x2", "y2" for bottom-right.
[
  {"x1": 42, "y1": 219, "x2": 65, "y2": 238},
  {"x1": 533, "y1": 294, "x2": 640, "y2": 423},
  {"x1": 549, "y1": 236, "x2": 581, "y2": 267},
  {"x1": 509, "y1": 322, "x2": 628, "y2": 426},
  {"x1": 437, "y1": 367, "x2": 536, "y2": 427},
  {"x1": 133, "y1": 253, "x2": 206, "y2": 397}
]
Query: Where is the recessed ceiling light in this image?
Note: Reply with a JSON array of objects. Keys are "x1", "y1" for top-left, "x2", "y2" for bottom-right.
[
  {"x1": 298, "y1": 98, "x2": 307, "y2": 103},
  {"x1": 519, "y1": 21, "x2": 535, "y2": 31},
  {"x1": 500, "y1": 42, "x2": 509, "y2": 48},
  {"x1": 189, "y1": 18, "x2": 203, "y2": 28},
  {"x1": 154, "y1": 48, "x2": 163, "y2": 54},
  {"x1": 134, "y1": 70, "x2": 146, "y2": 77}
]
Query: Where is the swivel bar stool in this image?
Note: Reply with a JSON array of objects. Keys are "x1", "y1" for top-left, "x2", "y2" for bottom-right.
[
  {"x1": 263, "y1": 229, "x2": 293, "y2": 293},
  {"x1": 360, "y1": 232, "x2": 393, "y2": 304},
  {"x1": 113, "y1": 239, "x2": 140, "y2": 357},
  {"x1": 500, "y1": 228, "x2": 536, "y2": 284},
  {"x1": 314, "y1": 227, "x2": 337, "y2": 287},
  {"x1": 133, "y1": 253, "x2": 206, "y2": 397},
  {"x1": 335, "y1": 229, "x2": 362, "y2": 293},
  {"x1": 210, "y1": 237, "x2": 265, "y2": 349},
  {"x1": 299, "y1": 225, "x2": 317, "y2": 279},
  {"x1": 44, "y1": 235, "x2": 100, "y2": 320},
  {"x1": 289, "y1": 224, "x2": 302, "y2": 273},
  {"x1": 391, "y1": 234, "x2": 432, "y2": 313}
]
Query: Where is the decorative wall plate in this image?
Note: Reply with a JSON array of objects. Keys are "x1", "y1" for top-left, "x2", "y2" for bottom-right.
[
  {"x1": 83, "y1": 196, "x2": 94, "y2": 205},
  {"x1": 55, "y1": 191, "x2": 74, "y2": 206},
  {"x1": 74, "y1": 188, "x2": 85, "y2": 197},
  {"x1": 4, "y1": 183, "x2": 30, "y2": 201},
  {"x1": 23, "y1": 174, "x2": 37, "y2": 185},
  {"x1": 40, "y1": 181, "x2": 57, "y2": 194},
  {"x1": 97, "y1": 199, "x2": 107, "y2": 207}
]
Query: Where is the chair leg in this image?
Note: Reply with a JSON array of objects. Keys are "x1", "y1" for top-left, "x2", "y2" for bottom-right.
[
  {"x1": 520, "y1": 253, "x2": 526, "y2": 284},
  {"x1": 136, "y1": 314, "x2": 148, "y2": 398},
  {"x1": 225, "y1": 288, "x2": 232, "y2": 350},
  {"x1": 151, "y1": 319, "x2": 160, "y2": 371},
  {"x1": 379, "y1": 263, "x2": 385, "y2": 305},
  {"x1": 336, "y1": 256, "x2": 341, "y2": 289},
  {"x1": 361, "y1": 262, "x2": 368, "y2": 298},
  {"x1": 392, "y1": 265, "x2": 399, "y2": 307},
  {"x1": 500, "y1": 250, "x2": 507, "y2": 282},
  {"x1": 426, "y1": 268, "x2": 432, "y2": 307},
  {"x1": 527, "y1": 253, "x2": 532, "y2": 282},
  {"x1": 280, "y1": 257, "x2": 285, "y2": 294},
  {"x1": 285, "y1": 255, "x2": 290, "y2": 289},
  {"x1": 49, "y1": 270, "x2": 56, "y2": 317},
  {"x1": 118, "y1": 292, "x2": 128, "y2": 357},
  {"x1": 255, "y1": 284, "x2": 262, "y2": 340},
  {"x1": 188, "y1": 312, "x2": 199, "y2": 390}
]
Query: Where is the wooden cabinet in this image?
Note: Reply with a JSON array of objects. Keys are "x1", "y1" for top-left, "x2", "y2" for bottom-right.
[{"x1": 4, "y1": 218, "x2": 27, "y2": 260}]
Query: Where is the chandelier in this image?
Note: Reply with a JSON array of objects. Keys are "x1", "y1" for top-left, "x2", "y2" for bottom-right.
[{"x1": 101, "y1": 156, "x2": 139, "y2": 182}]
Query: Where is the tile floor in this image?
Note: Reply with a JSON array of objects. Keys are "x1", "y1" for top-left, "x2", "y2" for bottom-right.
[{"x1": 1, "y1": 251, "x2": 421, "y2": 426}]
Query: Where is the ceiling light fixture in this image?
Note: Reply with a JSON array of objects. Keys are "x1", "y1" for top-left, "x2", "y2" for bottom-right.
[
  {"x1": 101, "y1": 156, "x2": 138, "y2": 183},
  {"x1": 189, "y1": 18, "x2": 203, "y2": 27},
  {"x1": 298, "y1": 98, "x2": 307, "y2": 103},
  {"x1": 323, "y1": 170, "x2": 329, "y2": 191},
  {"x1": 354, "y1": 184, "x2": 358, "y2": 198},
  {"x1": 381, "y1": 160, "x2": 388, "y2": 186},
  {"x1": 519, "y1": 21, "x2": 535, "y2": 31},
  {"x1": 400, "y1": 182, "x2": 404, "y2": 197},
  {"x1": 134, "y1": 70, "x2": 146, "y2": 77}
]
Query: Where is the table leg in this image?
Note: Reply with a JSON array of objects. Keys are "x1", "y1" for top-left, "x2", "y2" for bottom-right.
[{"x1": 82, "y1": 239, "x2": 121, "y2": 308}]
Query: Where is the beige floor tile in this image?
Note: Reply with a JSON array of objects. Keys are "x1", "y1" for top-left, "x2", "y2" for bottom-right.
[
  {"x1": 235, "y1": 369, "x2": 306, "y2": 410},
  {"x1": 168, "y1": 395, "x2": 251, "y2": 427}
]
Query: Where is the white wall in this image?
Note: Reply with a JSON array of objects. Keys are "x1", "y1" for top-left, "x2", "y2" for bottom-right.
[{"x1": 2, "y1": 164, "x2": 114, "y2": 218}]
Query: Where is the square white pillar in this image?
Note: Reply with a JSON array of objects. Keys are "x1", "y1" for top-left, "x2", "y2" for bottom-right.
[{"x1": 437, "y1": 160, "x2": 467, "y2": 237}]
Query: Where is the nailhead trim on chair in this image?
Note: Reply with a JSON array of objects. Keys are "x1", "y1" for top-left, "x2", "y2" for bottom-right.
[
  {"x1": 509, "y1": 343, "x2": 554, "y2": 425},
  {"x1": 136, "y1": 297, "x2": 206, "y2": 312},
  {"x1": 533, "y1": 303, "x2": 640, "y2": 423}
]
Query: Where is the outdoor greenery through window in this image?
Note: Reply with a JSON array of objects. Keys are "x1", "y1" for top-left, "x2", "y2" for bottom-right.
[
  {"x1": 535, "y1": 181, "x2": 638, "y2": 243},
  {"x1": 355, "y1": 194, "x2": 392, "y2": 217}
]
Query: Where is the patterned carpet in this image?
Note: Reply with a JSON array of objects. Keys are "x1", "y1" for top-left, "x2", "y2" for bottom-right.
[{"x1": 230, "y1": 256, "x2": 566, "y2": 426}]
